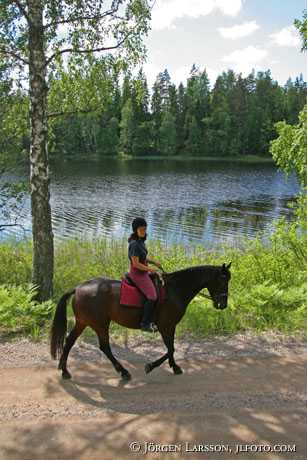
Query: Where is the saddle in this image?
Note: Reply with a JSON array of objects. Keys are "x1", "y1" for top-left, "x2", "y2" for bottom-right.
[{"x1": 120, "y1": 272, "x2": 166, "y2": 308}]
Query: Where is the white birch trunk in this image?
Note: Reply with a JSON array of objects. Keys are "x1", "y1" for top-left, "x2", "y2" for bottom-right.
[{"x1": 28, "y1": 0, "x2": 54, "y2": 300}]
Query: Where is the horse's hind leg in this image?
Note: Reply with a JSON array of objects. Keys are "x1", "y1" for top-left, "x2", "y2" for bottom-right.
[
  {"x1": 97, "y1": 329, "x2": 131, "y2": 381},
  {"x1": 58, "y1": 321, "x2": 86, "y2": 380}
]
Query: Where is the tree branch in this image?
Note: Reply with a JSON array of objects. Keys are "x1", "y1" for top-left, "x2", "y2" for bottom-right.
[
  {"x1": 0, "y1": 46, "x2": 29, "y2": 65},
  {"x1": 0, "y1": 222, "x2": 29, "y2": 233},
  {"x1": 43, "y1": 5, "x2": 120, "y2": 29},
  {"x1": 11, "y1": 0, "x2": 30, "y2": 23},
  {"x1": 45, "y1": 33, "x2": 129, "y2": 67}
]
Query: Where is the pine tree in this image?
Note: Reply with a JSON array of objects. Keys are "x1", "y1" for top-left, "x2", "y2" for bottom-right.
[
  {"x1": 119, "y1": 98, "x2": 135, "y2": 155},
  {"x1": 177, "y1": 82, "x2": 187, "y2": 154},
  {"x1": 159, "y1": 112, "x2": 177, "y2": 155}
]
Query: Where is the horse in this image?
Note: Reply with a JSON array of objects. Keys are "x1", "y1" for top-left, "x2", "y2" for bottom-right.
[{"x1": 50, "y1": 262, "x2": 232, "y2": 381}]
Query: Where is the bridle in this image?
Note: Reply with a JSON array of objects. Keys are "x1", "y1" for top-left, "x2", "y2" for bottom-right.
[
  {"x1": 197, "y1": 291, "x2": 228, "y2": 302},
  {"x1": 197, "y1": 291, "x2": 214, "y2": 301}
]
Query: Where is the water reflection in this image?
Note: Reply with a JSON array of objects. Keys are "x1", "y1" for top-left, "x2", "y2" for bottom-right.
[{"x1": 0, "y1": 159, "x2": 300, "y2": 248}]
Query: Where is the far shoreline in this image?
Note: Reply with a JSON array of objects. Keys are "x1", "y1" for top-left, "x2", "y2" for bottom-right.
[{"x1": 49, "y1": 154, "x2": 275, "y2": 164}]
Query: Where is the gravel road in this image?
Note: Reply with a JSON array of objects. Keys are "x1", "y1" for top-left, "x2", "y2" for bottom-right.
[{"x1": 0, "y1": 331, "x2": 306, "y2": 460}]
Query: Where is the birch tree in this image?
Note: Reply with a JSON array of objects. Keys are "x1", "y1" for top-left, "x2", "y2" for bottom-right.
[{"x1": 0, "y1": 0, "x2": 153, "y2": 300}]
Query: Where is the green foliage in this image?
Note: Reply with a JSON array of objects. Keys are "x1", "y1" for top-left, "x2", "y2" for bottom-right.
[
  {"x1": 48, "y1": 55, "x2": 116, "y2": 119},
  {"x1": 1, "y1": 5, "x2": 307, "y2": 161},
  {"x1": 270, "y1": 104, "x2": 307, "y2": 188},
  {"x1": 0, "y1": 64, "x2": 29, "y2": 224},
  {"x1": 0, "y1": 239, "x2": 32, "y2": 284},
  {"x1": 0, "y1": 284, "x2": 54, "y2": 334},
  {"x1": 159, "y1": 111, "x2": 177, "y2": 155},
  {"x1": 119, "y1": 98, "x2": 135, "y2": 155},
  {"x1": 0, "y1": 0, "x2": 153, "y2": 158},
  {"x1": 294, "y1": 9, "x2": 307, "y2": 51},
  {"x1": 1, "y1": 64, "x2": 307, "y2": 160},
  {"x1": 184, "y1": 115, "x2": 202, "y2": 155}
]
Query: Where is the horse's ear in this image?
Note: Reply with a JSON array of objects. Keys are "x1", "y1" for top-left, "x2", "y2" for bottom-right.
[{"x1": 222, "y1": 262, "x2": 232, "y2": 271}]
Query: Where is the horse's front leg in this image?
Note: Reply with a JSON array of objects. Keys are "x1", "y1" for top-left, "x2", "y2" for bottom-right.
[
  {"x1": 144, "y1": 352, "x2": 169, "y2": 374},
  {"x1": 144, "y1": 329, "x2": 183, "y2": 375},
  {"x1": 162, "y1": 330, "x2": 183, "y2": 375}
]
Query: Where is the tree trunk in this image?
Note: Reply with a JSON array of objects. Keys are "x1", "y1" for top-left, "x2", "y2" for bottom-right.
[{"x1": 28, "y1": 0, "x2": 54, "y2": 301}]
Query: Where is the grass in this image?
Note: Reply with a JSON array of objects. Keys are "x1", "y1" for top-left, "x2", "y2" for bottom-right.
[{"x1": 0, "y1": 206, "x2": 306, "y2": 341}]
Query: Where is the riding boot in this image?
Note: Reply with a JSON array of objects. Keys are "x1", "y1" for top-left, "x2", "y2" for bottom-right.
[{"x1": 140, "y1": 298, "x2": 158, "y2": 332}]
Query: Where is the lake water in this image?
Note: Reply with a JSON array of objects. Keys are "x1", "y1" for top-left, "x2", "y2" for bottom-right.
[{"x1": 0, "y1": 158, "x2": 301, "y2": 249}]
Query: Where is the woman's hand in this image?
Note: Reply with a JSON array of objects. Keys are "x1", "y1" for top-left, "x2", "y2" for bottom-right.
[
  {"x1": 148, "y1": 267, "x2": 157, "y2": 273},
  {"x1": 147, "y1": 256, "x2": 162, "y2": 269}
]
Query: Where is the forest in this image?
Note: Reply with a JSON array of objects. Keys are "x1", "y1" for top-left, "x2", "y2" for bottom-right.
[{"x1": 1, "y1": 63, "x2": 306, "y2": 161}]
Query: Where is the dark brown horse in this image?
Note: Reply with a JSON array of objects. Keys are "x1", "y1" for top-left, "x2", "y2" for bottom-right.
[{"x1": 50, "y1": 262, "x2": 231, "y2": 381}]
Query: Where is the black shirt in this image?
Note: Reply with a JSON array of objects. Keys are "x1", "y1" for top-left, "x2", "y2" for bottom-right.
[{"x1": 128, "y1": 239, "x2": 148, "y2": 264}]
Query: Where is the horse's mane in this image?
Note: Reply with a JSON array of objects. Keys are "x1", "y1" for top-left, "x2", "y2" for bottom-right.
[{"x1": 162, "y1": 265, "x2": 219, "y2": 283}]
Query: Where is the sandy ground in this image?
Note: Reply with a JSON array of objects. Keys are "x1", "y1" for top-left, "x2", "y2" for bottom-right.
[{"x1": 0, "y1": 332, "x2": 306, "y2": 460}]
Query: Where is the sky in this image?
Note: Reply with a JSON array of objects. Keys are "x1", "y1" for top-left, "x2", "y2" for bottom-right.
[{"x1": 142, "y1": 0, "x2": 307, "y2": 88}]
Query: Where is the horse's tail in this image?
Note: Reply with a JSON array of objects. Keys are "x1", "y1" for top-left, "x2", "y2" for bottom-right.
[{"x1": 50, "y1": 289, "x2": 75, "y2": 360}]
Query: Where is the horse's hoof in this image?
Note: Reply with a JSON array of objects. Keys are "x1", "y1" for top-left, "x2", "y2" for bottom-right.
[
  {"x1": 144, "y1": 363, "x2": 152, "y2": 374},
  {"x1": 62, "y1": 370, "x2": 72, "y2": 380},
  {"x1": 173, "y1": 366, "x2": 183, "y2": 375},
  {"x1": 122, "y1": 371, "x2": 131, "y2": 381}
]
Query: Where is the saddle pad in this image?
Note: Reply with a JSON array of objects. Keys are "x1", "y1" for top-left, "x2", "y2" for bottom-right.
[
  {"x1": 120, "y1": 278, "x2": 167, "y2": 308},
  {"x1": 120, "y1": 278, "x2": 144, "y2": 307}
]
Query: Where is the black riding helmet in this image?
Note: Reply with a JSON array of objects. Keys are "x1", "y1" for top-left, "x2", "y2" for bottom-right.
[{"x1": 132, "y1": 217, "x2": 147, "y2": 232}]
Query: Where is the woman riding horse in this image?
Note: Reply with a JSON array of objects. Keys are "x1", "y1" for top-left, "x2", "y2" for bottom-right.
[
  {"x1": 50, "y1": 227, "x2": 232, "y2": 381},
  {"x1": 127, "y1": 217, "x2": 163, "y2": 333}
]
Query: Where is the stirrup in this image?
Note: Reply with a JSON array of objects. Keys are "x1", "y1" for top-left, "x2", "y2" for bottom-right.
[{"x1": 140, "y1": 322, "x2": 158, "y2": 333}]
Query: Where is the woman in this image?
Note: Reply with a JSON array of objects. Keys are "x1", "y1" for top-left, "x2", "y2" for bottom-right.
[{"x1": 127, "y1": 217, "x2": 162, "y2": 332}]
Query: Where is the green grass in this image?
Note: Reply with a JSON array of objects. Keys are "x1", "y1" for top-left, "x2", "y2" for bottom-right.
[{"x1": 0, "y1": 207, "x2": 306, "y2": 340}]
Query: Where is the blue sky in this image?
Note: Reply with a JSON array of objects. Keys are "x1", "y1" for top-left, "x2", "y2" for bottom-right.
[{"x1": 143, "y1": 0, "x2": 307, "y2": 88}]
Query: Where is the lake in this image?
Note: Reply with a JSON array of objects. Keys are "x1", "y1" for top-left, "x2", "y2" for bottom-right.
[{"x1": 0, "y1": 158, "x2": 301, "y2": 249}]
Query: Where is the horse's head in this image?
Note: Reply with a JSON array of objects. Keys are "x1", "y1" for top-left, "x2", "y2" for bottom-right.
[{"x1": 207, "y1": 262, "x2": 231, "y2": 310}]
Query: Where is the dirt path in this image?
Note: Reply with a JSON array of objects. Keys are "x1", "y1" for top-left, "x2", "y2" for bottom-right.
[{"x1": 0, "y1": 332, "x2": 306, "y2": 460}]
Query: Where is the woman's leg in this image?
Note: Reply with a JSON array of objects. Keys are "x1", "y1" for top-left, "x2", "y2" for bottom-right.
[
  {"x1": 140, "y1": 297, "x2": 158, "y2": 331},
  {"x1": 140, "y1": 278, "x2": 158, "y2": 332},
  {"x1": 128, "y1": 268, "x2": 158, "y2": 332}
]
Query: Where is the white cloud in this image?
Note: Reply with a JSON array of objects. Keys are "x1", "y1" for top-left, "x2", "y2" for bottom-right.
[
  {"x1": 143, "y1": 63, "x2": 195, "y2": 88},
  {"x1": 142, "y1": 61, "x2": 163, "y2": 88},
  {"x1": 215, "y1": 0, "x2": 244, "y2": 17},
  {"x1": 222, "y1": 45, "x2": 268, "y2": 75},
  {"x1": 151, "y1": 0, "x2": 243, "y2": 30},
  {"x1": 218, "y1": 20, "x2": 259, "y2": 39},
  {"x1": 142, "y1": 62, "x2": 220, "y2": 91},
  {"x1": 171, "y1": 65, "x2": 219, "y2": 86},
  {"x1": 269, "y1": 25, "x2": 300, "y2": 47},
  {"x1": 172, "y1": 65, "x2": 191, "y2": 85}
]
